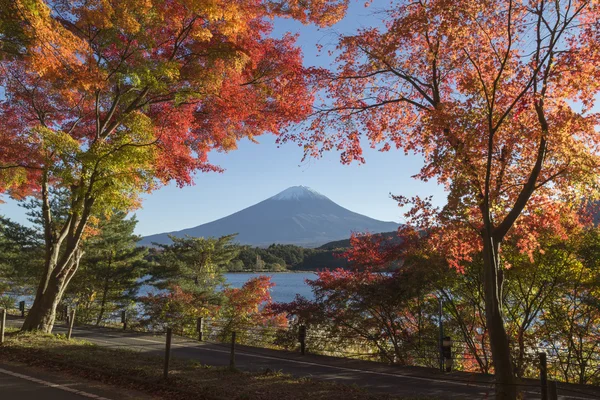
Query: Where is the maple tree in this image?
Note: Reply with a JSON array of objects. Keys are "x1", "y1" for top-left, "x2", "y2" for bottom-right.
[
  {"x1": 215, "y1": 275, "x2": 287, "y2": 343},
  {"x1": 0, "y1": 0, "x2": 348, "y2": 333},
  {"x1": 273, "y1": 257, "x2": 443, "y2": 365},
  {"x1": 283, "y1": 1, "x2": 600, "y2": 398},
  {"x1": 273, "y1": 225, "x2": 599, "y2": 386},
  {"x1": 141, "y1": 276, "x2": 286, "y2": 343},
  {"x1": 501, "y1": 231, "x2": 572, "y2": 378},
  {"x1": 538, "y1": 228, "x2": 600, "y2": 385},
  {"x1": 439, "y1": 258, "x2": 493, "y2": 374},
  {"x1": 141, "y1": 284, "x2": 208, "y2": 334}
]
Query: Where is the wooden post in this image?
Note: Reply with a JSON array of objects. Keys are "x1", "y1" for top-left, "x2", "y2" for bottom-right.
[
  {"x1": 539, "y1": 352, "x2": 548, "y2": 400},
  {"x1": 438, "y1": 298, "x2": 444, "y2": 372},
  {"x1": 67, "y1": 309, "x2": 76, "y2": 340},
  {"x1": 0, "y1": 308, "x2": 6, "y2": 344},
  {"x1": 298, "y1": 325, "x2": 306, "y2": 355},
  {"x1": 163, "y1": 328, "x2": 172, "y2": 380},
  {"x1": 60, "y1": 305, "x2": 67, "y2": 322},
  {"x1": 229, "y1": 331, "x2": 236, "y2": 370},
  {"x1": 548, "y1": 380, "x2": 558, "y2": 400},
  {"x1": 121, "y1": 310, "x2": 127, "y2": 330},
  {"x1": 442, "y1": 336, "x2": 453, "y2": 372},
  {"x1": 197, "y1": 317, "x2": 204, "y2": 341}
]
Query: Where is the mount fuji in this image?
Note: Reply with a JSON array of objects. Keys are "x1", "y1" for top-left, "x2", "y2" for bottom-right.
[{"x1": 139, "y1": 186, "x2": 399, "y2": 247}]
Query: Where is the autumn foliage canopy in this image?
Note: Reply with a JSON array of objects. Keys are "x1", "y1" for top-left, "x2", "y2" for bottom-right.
[
  {"x1": 0, "y1": 0, "x2": 348, "y2": 209},
  {"x1": 285, "y1": 0, "x2": 600, "y2": 265},
  {"x1": 279, "y1": 1, "x2": 600, "y2": 397}
]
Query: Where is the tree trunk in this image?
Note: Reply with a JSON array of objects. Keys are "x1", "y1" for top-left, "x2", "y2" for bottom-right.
[
  {"x1": 22, "y1": 249, "x2": 82, "y2": 333},
  {"x1": 96, "y1": 276, "x2": 110, "y2": 326},
  {"x1": 482, "y1": 235, "x2": 517, "y2": 400},
  {"x1": 516, "y1": 327, "x2": 525, "y2": 378}
]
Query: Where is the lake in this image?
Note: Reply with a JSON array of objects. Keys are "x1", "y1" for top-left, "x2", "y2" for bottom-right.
[
  {"x1": 12, "y1": 272, "x2": 317, "y2": 308},
  {"x1": 225, "y1": 272, "x2": 316, "y2": 303},
  {"x1": 139, "y1": 272, "x2": 316, "y2": 304}
]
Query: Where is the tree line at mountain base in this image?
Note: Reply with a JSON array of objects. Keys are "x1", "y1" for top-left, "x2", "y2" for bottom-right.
[{"x1": 227, "y1": 242, "x2": 350, "y2": 272}]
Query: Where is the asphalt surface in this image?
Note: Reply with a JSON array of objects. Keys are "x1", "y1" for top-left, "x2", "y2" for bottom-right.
[
  {"x1": 0, "y1": 371, "x2": 96, "y2": 400},
  {"x1": 4, "y1": 318, "x2": 600, "y2": 400},
  {"x1": 0, "y1": 360, "x2": 151, "y2": 400}
]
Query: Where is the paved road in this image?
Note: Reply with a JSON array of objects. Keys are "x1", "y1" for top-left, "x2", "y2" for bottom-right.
[
  {"x1": 49, "y1": 324, "x2": 600, "y2": 400},
  {"x1": 0, "y1": 360, "x2": 150, "y2": 400},
  {"x1": 5, "y1": 319, "x2": 600, "y2": 400},
  {"x1": 0, "y1": 371, "x2": 98, "y2": 400}
]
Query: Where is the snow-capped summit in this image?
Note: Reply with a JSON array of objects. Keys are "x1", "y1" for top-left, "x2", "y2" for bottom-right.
[
  {"x1": 140, "y1": 186, "x2": 399, "y2": 247},
  {"x1": 270, "y1": 186, "x2": 328, "y2": 201}
]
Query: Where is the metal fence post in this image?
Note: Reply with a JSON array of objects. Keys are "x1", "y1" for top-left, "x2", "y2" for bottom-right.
[
  {"x1": 539, "y1": 352, "x2": 548, "y2": 400},
  {"x1": 197, "y1": 317, "x2": 204, "y2": 341},
  {"x1": 229, "y1": 331, "x2": 236, "y2": 370},
  {"x1": 67, "y1": 309, "x2": 76, "y2": 340},
  {"x1": 163, "y1": 327, "x2": 172, "y2": 379},
  {"x1": 298, "y1": 325, "x2": 306, "y2": 355},
  {"x1": 0, "y1": 308, "x2": 6, "y2": 344}
]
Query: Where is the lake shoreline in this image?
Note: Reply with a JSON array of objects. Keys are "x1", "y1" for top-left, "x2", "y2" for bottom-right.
[
  {"x1": 225, "y1": 270, "x2": 316, "y2": 274},
  {"x1": 12, "y1": 272, "x2": 317, "y2": 307}
]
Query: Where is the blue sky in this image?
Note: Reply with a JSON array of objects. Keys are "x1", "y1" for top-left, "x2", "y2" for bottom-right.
[{"x1": 0, "y1": 1, "x2": 447, "y2": 236}]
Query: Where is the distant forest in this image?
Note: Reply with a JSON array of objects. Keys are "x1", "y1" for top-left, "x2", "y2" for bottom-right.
[
  {"x1": 228, "y1": 231, "x2": 399, "y2": 272},
  {"x1": 230, "y1": 243, "x2": 348, "y2": 272},
  {"x1": 142, "y1": 232, "x2": 399, "y2": 272}
]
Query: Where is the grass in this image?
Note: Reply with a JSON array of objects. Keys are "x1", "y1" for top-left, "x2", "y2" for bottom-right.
[{"x1": 0, "y1": 331, "x2": 436, "y2": 400}]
